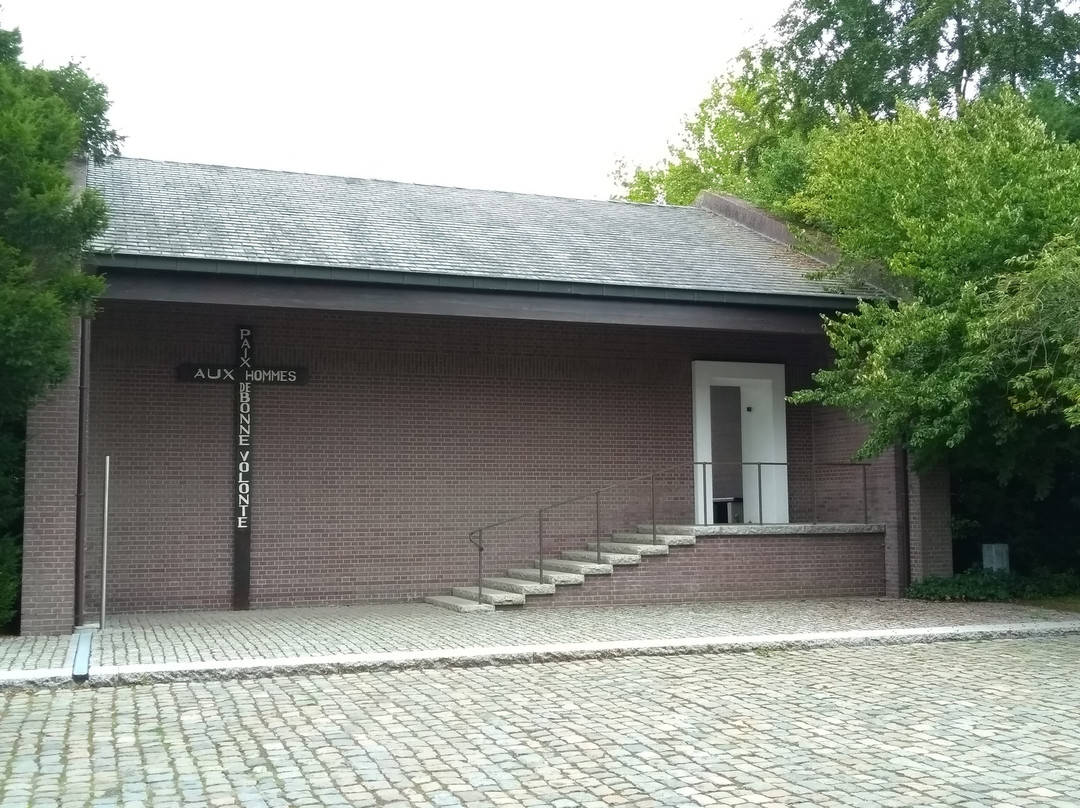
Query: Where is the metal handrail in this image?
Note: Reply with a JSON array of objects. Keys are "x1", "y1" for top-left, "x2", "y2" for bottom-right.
[{"x1": 466, "y1": 459, "x2": 872, "y2": 601}]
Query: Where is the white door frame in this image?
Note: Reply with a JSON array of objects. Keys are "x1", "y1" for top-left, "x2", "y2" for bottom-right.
[{"x1": 692, "y1": 361, "x2": 789, "y2": 524}]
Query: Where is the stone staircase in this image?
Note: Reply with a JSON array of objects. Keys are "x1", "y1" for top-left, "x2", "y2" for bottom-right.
[{"x1": 425, "y1": 525, "x2": 698, "y2": 612}]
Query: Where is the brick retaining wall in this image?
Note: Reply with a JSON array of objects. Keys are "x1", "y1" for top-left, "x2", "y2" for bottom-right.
[{"x1": 527, "y1": 532, "x2": 887, "y2": 608}]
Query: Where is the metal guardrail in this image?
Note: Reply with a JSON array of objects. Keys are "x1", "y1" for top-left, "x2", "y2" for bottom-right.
[{"x1": 467, "y1": 459, "x2": 870, "y2": 601}]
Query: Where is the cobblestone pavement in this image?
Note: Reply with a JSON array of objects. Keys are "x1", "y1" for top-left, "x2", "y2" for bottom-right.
[
  {"x1": 2, "y1": 636, "x2": 1079, "y2": 808},
  {"x1": 88, "y1": 598, "x2": 1076, "y2": 667},
  {"x1": 0, "y1": 635, "x2": 72, "y2": 673}
]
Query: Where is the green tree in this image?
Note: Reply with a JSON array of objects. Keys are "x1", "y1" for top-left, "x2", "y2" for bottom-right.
[
  {"x1": 617, "y1": 49, "x2": 816, "y2": 208},
  {"x1": 0, "y1": 23, "x2": 119, "y2": 626},
  {"x1": 777, "y1": 0, "x2": 1080, "y2": 114},
  {"x1": 618, "y1": 0, "x2": 1080, "y2": 205},
  {"x1": 786, "y1": 93, "x2": 1080, "y2": 567},
  {"x1": 790, "y1": 93, "x2": 1080, "y2": 482}
]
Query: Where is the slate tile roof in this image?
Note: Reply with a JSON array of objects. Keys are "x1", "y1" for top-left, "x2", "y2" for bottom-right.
[{"x1": 87, "y1": 157, "x2": 847, "y2": 301}]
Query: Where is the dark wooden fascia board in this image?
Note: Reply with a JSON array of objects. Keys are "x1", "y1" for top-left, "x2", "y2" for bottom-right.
[
  {"x1": 99, "y1": 270, "x2": 837, "y2": 335},
  {"x1": 90, "y1": 252, "x2": 858, "y2": 311}
]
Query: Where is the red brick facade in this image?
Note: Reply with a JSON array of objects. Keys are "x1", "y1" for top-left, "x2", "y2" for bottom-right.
[
  {"x1": 21, "y1": 299, "x2": 951, "y2": 633},
  {"x1": 21, "y1": 322, "x2": 83, "y2": 635},
  {"x1": 909, "y1": 463, "x2": 953, "y2": 580}
]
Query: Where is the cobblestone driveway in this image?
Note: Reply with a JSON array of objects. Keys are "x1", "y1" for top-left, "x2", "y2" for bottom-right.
[
  {"x1": 91, "y1": 599, "x2": 1077, "y2": 668},
  {"x1": 3, "y1": 637, "x2": 1079, "y2": 808}
]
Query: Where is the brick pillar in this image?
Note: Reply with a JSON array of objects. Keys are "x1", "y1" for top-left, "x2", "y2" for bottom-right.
[
  {"x1": 908, "y1": 463, "x2": 953, "y2": 580},
  {"x1": 866, "y1": 446, "x2": 903, "y2": 597},
  {"x1": 21, "y1": 322, "x2": 83, "y2": 635}
]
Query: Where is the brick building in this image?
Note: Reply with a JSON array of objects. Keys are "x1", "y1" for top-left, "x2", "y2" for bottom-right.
[{"x1": 20, "y1": 158, "x2": 951, "y2": 635}]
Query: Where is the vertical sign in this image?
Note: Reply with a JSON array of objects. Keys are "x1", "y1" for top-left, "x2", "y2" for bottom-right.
[
  {"x1": 178, "y1": 326, "x2": 308, "y2": 610},
  {"x1": 234, "y1": 327, "x2": 253, "y2": 609}
]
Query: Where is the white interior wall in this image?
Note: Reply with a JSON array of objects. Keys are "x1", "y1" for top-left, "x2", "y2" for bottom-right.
[{"x1": 692, "y1": 361, "x2": 789, "y2": 524}]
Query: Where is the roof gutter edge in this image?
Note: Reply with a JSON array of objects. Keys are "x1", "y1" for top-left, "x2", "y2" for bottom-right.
[{"x1": 88, "y1": 253, "x2": 861, "y2": 311}]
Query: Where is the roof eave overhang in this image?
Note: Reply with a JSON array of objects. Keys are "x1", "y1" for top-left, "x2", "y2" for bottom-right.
[{"x1": 90, "y1": 253, "x2": 861, "y2": 313}]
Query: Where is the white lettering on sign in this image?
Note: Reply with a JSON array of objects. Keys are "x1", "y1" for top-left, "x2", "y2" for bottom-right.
[
  {"x1": 243, "y1": 369, "x2": 300, "y2": 383},
  {"x1": 236, "y1": 337, "x2": 252, "y2": 536},
  {"x1": 192, "y1": 367, "x2": 236, "y2": 380}
]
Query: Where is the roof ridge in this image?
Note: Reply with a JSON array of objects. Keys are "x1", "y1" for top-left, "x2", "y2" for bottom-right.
[
  {"x1": 695, "y1": 192, "x2": 833, "y2": 267},
  {"x1": 91, "y1": 156, "x2": 703, "y2": 211}
]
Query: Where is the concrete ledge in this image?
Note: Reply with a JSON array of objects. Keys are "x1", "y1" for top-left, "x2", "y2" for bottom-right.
[
  {"x1": 646, "y1": 523, "x2": 887, "y2": 536},
  {"x1": 78, "y1": 620, "x2": 1080, "y2": 688}
]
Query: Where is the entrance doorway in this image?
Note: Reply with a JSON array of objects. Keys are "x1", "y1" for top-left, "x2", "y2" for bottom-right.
[{"x1": 692, "y1": 361, "x2": 789, "y2": 524}]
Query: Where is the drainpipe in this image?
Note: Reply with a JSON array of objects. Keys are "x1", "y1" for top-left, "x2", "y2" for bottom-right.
[
  {"x1": 66, "y1": 156, "x2": 91, "y2": 627},
  {"x1": 74, "y1": 318, "x2": 91, "y2": 626},
  {"x1": 896, "y1": 447, "x2": 911, "y2": 594}
]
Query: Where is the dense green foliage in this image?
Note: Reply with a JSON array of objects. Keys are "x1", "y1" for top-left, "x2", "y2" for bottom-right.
[
  {"x1": 618, "y1": 0, "x2": 1080, "y2": 207},
  {"x1": 789, "y1": 95, "x2": 1080, "y2": 478},
  {"x1": 789, "y1": 95, "x2": 1080, "y2": 572},
  {"x1": 907, "y1": 566, "x2": 1080, "y2": 601},
  {"x1": 0, "y1": 539, "x2": 18, "y2": 627},
  {"x1": 616, "y1": 50, "x2": 817, "y2": 209},
  {"x1": 0, "y1": 23, "x2": 119, "y2": 628}
]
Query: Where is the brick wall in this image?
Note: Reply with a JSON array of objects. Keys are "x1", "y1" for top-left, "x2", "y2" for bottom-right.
[
  {"x1": 528, "y1": 531, "x2": 886, "y2": 607},
  {"x1": 909, "y1": 463, "x2": 953, "y2": 580},
  {"x1": 72, "y1": 299, "x2": 890, "y2": 615},
  {"x1": 21, "y1": 321, "x2": 83, "y2": 635}
]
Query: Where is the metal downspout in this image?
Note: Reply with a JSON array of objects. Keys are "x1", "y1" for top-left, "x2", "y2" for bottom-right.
[
  {"x1": 897, "y1": 448, "x2": 911, "y2": 594},
  {"x1": 73, "y1": 318, "x2": 90, "y2": 626}
]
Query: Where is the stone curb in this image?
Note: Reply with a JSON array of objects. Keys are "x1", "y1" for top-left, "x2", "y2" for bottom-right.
[
  {"x1": 3, "y1": 619, "x2": 1077, "y2": 691},
  {"x1": 0, "y1": 668, "x2": 74, "y2": 690}
]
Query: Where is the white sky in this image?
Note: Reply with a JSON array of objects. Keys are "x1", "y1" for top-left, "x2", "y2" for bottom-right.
[{"x1": 2, "y1": 0, "x2": 791, "y2": 199}]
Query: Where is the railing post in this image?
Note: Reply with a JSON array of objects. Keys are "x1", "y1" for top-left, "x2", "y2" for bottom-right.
[
  {"x1": 477, "y1": 529, "x2": 483, "y2": 600},
  {"x1": 538, "y1": 509, "x2": 544, "y2": 579},
  {"x1": 651, "y1": 472, "x2": 657, "y2": 544},
  {"x1": 595, "y1": 491, "x2": 602, "y2": 563},
  {"x1": 757, "y1": 462, "x2": 763, "y2": 524}
]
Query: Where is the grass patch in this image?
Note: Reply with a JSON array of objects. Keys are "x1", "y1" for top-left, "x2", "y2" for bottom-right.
[{"x1": 1020, "y1": 596, "x2": 1080, "y2": 613}]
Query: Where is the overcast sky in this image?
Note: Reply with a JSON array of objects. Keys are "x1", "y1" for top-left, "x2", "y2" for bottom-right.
[{"x1": 3, "y1": 0, "x2": 791, "y2": 199}]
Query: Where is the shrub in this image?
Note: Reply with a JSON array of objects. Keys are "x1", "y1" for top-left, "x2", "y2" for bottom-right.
[
  {"x1": 0, "y1": 538, "x2": 19, "y2": 628},
  {"x1": 907, "y1": 566, "x2": 1080, "y2": 602},
  {"x1": 1017, "y1": 569, "x2": 1080, "y2": 599},
  {"x1": 906, "y1": 568, "x2": 1018, "y2": 601}
]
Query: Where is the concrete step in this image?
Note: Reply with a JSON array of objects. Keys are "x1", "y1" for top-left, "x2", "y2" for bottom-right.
[
  {"x1": 612, "y1": 530, "x2": 696, "y2": 546},
  {"x1": 425, "y1": 595, "x2": 495, "y2": 613},
  {"x1": 562, "y1": 549, "x2": 640, "y2": 566},
  {"x1": 451, "y1": 586, "x2": 526, "y2": 606},
  {"x1": 506, "y1": 568, "x2": 586, "y2": 586},
  {"x1": 586, "y1": 541, "x2": 668, "y2": 557},
  {"x1": 530, "y1": 558, "x2": 613, "y2": 576},
  {"x1": 481, "y1": 577, "x2": 556, "y2": 596}
]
